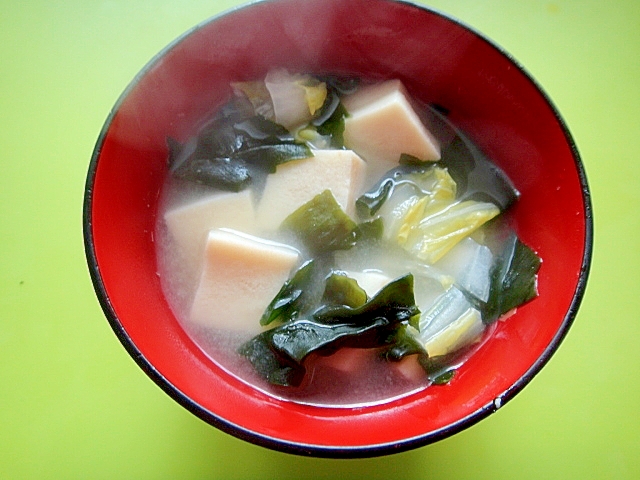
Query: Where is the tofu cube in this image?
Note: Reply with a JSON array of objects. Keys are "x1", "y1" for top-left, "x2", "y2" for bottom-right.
[
  {"x1": 343, "y1": 79, "x2": 441, "y2": 183},
  {"x1": 256, "y1": 149, "x2": 367, "y2": 230},
  {"x1": 189, "y1": 229, "x2": 300, "y2": 334},
  {"x1": 163, "y1": 190, "x2": 256, "y2": 282}
]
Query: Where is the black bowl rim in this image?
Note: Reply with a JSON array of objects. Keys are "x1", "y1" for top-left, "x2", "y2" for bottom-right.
[{"x1": 83, "y1": 0, "x2": 593, "y2": 459}]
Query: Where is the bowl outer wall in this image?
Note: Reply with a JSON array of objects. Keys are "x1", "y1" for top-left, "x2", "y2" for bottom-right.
[{"x1": 84, "y1": 0, "x2": 592, "y2": 456}]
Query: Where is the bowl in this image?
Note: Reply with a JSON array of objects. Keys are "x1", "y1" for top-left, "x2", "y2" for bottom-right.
[{"x1": 83, "y1": 0, "x2": 592, "y2": 457}]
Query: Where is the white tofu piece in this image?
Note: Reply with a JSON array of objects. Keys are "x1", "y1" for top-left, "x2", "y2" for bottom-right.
[
  {"x1": 256, "y1": 149, "x2": 367, "y2": 230},
  {"x1": 342, "y1": 79, "x2": 441, "y2": 183},
  {"x1": 163, "y1": 190, "x2": 256, "y2": 283},
  {"x1": 189, "y1": 229, "x2": 300, "y2": 334},
  {"x1": 344, "y1": 270, "x2": 392, "y2": 298}
]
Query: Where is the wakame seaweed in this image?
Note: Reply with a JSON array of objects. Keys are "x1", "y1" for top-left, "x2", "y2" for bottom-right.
[
  {"x1": 312, "y1": 274, "x2": 420, "y2": 326},
  {"x1": 379, "y1": 324, "x2": 427, "y2": 362},
  {"x1": 238, "y1": 143, "x2": 312, "y2": 174},
  {"x1": 440, "y1": 135, "x2": 519, "y2": 211},
  {"x1": 239, "y1": 274, "x2": 422, "y2": 387},
  {"x1": 316, "y1": 74, "x2": 360, "y2": 96},
  {"x1": 418, "y1": 350, "x2": 463, "y2": 384},
  {"x1": 237, "y1": 332, "x2": 306, "y2": 387},
  {"x1": 399, "y1": 153, "x2": 432, "y2": 166},
  {"x1": 356, "y1": 178, "x2": 395, "y2": 218},
  {"x1": 240, "y1": 318, "x2": 393, "y2": 387},
  {"x1": 280, "y1": 190, "x2": 358, "y2": 255},
  {"x1": 172, "y1": 156, "x2": 252, "y2": 192},
  {"x1": 321, "y1": 273, "x2": 368, "y2": 309},
  {"x1": 482, "y1": 234, "x2": 542, "y2": 324},
  {"x1": 168, "y1": 99, "x2": 311, "y2": 191},
  {"x1": 353, "y1": 218, "x2": 384, "y2": 243},
  {"x1": 260, "y1": 260, "x2": 325, "y2": 327},
  {"x1": 314, "y1": 100, "x2": 348, "y2": 148},
  {"x1": 355, "y1": 161, "x2": 442, "y2": 218},
  {"x1": 311, "y1": 74, "x2": 358, "y2": 148}
]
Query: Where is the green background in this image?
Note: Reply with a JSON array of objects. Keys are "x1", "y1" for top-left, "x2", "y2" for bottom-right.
[{"x1": 1, "y1": 0, "x2": 637, "y2": 478}]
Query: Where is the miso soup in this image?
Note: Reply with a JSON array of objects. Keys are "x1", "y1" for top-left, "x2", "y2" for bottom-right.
[{"x1": 155, "y1": 71, "x2": 541, "y2": 407}]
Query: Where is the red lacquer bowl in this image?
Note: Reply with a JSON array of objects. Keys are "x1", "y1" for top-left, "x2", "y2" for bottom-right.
[{"x1": 83, "y1": 0, "x2": 592, "y2": 457}]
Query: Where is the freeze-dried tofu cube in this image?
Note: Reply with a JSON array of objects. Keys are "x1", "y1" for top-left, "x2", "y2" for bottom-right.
[
  {"x1": 343, "y1": 79, "x2": 441, "y2": 182},
  {"x1": 163, "y1": 190, "x2": 256, "y2": 282},
  {"x1": 256, "y1": 149, "x2": 367, "y2": 230},
  {"x1": 189, "y1": 229, "x2": 300, "y2": 334}
]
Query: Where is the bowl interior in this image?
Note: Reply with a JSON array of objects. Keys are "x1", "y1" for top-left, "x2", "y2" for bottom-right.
[{"x1": 85, "y1": 0, "x2": 591, "y2": 456}]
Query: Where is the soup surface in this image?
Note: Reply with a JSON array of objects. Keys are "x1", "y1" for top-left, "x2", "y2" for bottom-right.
[{"x1": 155, "y1": 71, "x2": 541, "y2": 407}]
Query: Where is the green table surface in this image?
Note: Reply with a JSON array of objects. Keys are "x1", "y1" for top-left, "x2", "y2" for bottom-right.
[{"x1": 1, "y1": 0, "x2": 637, "y2": 478}]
